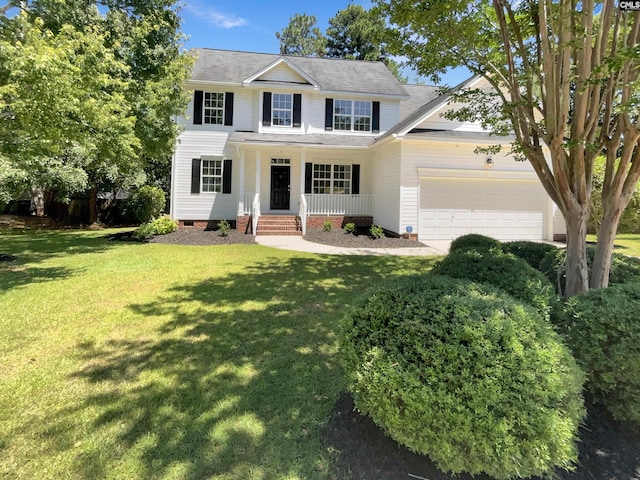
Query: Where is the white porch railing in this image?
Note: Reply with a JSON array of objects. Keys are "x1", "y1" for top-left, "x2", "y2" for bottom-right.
[
  {"x1": 251, "y1": 193, "x2": 260, "y2": 236},
  {"x1": 299, "y1": 194, "x2": 308, "y2": 236},
  {"x1": 303, "y1": 194, "x2": 373, "y2": 215},
  {"x1": 242, "y1": 192, "x2": 254, "y2": 215}
]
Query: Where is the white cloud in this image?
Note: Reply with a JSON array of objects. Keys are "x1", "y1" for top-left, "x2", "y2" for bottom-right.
[{"x1": 184, "y1": 2, "x2": 247, "y2": 29}]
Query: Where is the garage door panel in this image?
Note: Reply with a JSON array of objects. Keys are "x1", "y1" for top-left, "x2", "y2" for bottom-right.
[{"x1": 419, "y1": 179, "x2": 546, "y2": 241}]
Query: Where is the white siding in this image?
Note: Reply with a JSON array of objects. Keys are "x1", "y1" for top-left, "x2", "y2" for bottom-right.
[
  {"x1": 371, "y1": 142, "x2": 402, "y2": 233},
  {"x1": 258, "y1": 63, "x2": 310, "y2": 83},
  {"x1": 179, "y1": 86, "x2": 255, "y2": 132},
  {"x1": 414, "y1": 101, "x2": 486, "y2": 132},
  {"x1": 172, "y1": 131, "x2": 238, "y2": 220}
]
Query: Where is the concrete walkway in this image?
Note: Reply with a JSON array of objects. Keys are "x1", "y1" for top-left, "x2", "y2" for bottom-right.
[{"x1": 255, "y1": 235, "x2": 450, "y2": 256}]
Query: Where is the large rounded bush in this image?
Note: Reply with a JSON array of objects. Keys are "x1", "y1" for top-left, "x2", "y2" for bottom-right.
[
  {"x1": 540, "y1": 246, "x2": 640, "y2": 295},
  {"x1": 123, "y1": 185, "x2": 166, "y2": 224},
  {"x1": 341, "y1": 275, "x2": 585, "y2": 479},
  {"x1": 449, "y1": 233, "x2": 501, "y2": 253},
  {"x1": 431, "y1": 248, "x2": 556, "y2": 316},
  {"x1": 501, "y1": 240, "x2": 559, "y2": 270},
  {"x1": 556, "y1": 283, "x2": 640, "y2": 423}
]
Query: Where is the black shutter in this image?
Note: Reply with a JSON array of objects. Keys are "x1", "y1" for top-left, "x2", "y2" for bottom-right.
[
  {"x1": 193, "y1": 90, "x2": 203, "y2": 125},
  {"x1": 293, "y1": 94, "x2": 302, "y2": 128},
  {"x1": 304, "y1": 162, "x2": 313, "y2": 194},
  {"x1": 262, "y1": 92, "x2": 272, "y2": 126},
  {"x1": 325, "y1": 98, "x2": 333, "y2": 130},
  {"x1": 372, "y1": 101, "x2": 380, "y2": 133},
  {"x1": 351, "y1": 164, "x2": 360, "y2": 194},
  {"x1": 222, "y1": 159, "x2": 232, "y2": 194},
  {"x1": 191, "y1": 158, "x2": 201, "y2": 194},
  {"x1": 224, "y1": 92, "x2": 234, "y2": 126}
]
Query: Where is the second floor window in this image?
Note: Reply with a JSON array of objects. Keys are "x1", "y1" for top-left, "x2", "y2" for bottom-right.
[
  {"x1": 272, "y1": 93, "x2": 293, "y2": 126},
  {"x1": 334, "y1": 100, "x2": 372, "y2": 132},
  {"x1": 203, "y1": 92, "x2": 224, "y2": 124},
  {"x1": 202, "y1": 159, "x2": 222, "y2": 192}
]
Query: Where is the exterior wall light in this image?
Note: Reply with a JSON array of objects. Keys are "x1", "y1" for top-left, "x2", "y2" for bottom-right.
[{"x1": 486, "y1": 158, "x2": 494, "y2": 168}]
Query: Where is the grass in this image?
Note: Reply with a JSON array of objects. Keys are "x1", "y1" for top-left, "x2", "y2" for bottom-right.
[
  {"x1": 586, "y1": 233, "x2": 640, "y2": 257},
  {"x1": 0, "y1": 228, "x2": 438, "y2": 480}
]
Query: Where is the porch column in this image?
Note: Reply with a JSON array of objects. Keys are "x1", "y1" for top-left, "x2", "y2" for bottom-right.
[
  {"x1": 300, "y1": 151, "x2": 306, "y2": 205},
  {"x1": 237, "y1": 148, "x2": 245, "y2": 216},
  {"x1": 255, "y1": 151, "x2": 261, "y2": 215}
]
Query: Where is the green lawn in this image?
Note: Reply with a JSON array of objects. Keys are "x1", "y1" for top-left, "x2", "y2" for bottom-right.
[{"x1": 0, "y1": 229, "x2": 436, "y2": 480}]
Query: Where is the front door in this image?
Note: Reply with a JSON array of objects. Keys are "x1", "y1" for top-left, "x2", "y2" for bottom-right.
[{"x1": 270, "y1": 166, "x2": 290, "y2": 210}]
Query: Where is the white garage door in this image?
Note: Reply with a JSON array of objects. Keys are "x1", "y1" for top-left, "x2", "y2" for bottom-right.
[{"x1": 419, "y1": 178, "x2": 546, "y2": 241}]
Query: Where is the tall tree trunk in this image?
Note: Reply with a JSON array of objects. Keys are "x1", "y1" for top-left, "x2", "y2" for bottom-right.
[
  {"x1": 564, "y1": 209, "x2": 590, "y2": 298},
  {"x1": 31, "y1": 187, "x2": 44, "y2": 216},
  {"x1": 591, "y1": 199, "x2": 624, "y2": 289},
  {"x1": 88, "y1": 187, "x2": 98, "y2": 224}
]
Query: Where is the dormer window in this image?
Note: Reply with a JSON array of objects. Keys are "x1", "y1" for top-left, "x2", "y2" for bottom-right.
[
  {"x1": 262, "y1": 92, "x2": 302, "y2": 128},
  {"x1": 334, "y1": 100, "x2": 372, "y2": 132}
]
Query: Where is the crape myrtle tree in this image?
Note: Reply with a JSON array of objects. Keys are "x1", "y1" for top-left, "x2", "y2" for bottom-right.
[
  {"x1": 0, "y1": 0, "x2": 192, "y2": 222},
  {"x1": 376, "y1": 0, "x2": 640, "y2": 297}
]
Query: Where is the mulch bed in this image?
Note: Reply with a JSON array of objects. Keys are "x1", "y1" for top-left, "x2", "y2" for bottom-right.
[
  {"x1": 325, "y1": 393, "x2": 640, "y2": 480},
  {"x1": 304, "y1": 227, "x2": 425, "y2": 249},
  {"x1": 150, "y1": 229, "x2": 256, "y2": 245}
]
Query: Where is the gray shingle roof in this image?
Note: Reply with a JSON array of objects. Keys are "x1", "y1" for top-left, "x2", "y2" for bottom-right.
[
  {"x1": 400, "y1": 85, "x2": 441, "y2": 121},
  {"x1": 190, "y1": 48, "x2": 408, "y2": 97},
  {"x1": 228, "y1": 131, "x2": 375, "y2": 148}
]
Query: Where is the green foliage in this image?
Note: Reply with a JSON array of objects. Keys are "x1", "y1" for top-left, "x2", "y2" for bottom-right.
[
  {"x1": 589, "y1": 157, "x2": 640, "y2": 234},
  {"x1": 217, "y1": 219, "x2": 231, "y2": 237},
  {"x1": 432, "y1": 248, "x2": 556, "y2": 316},
  {"x1": 449, "y1": 233, "x2": 501, "y2": 253},
  {"x1": 341, "y1": 274, "x2": 585, "y2": 479},
  {"x1": 123, "y1": 185, "x2": 166, "y2": 224},
  {"x1": 540, "y1": 246, "x2": 640, "y2": 295},
  {"x1": 343, "y1": 222, "x2": 356, "y2": 235},
  {"x1": 556, "y1": 283, "x2": 640, "y2": 423},
  {"x1": 133, "y1": 214, "x2": 177, "y2": 241},
  {"x1": 322, "y1": 221, "x2": 333, "y2": 232},
  {"x1": 275, "y1": 13, "x2": 327, "y2": 57},
  {"x1": 501, "y1": 241, "x2": 559, "y2": 270},
  {"x1": 369, "y1": 224, "x2": 384, "y2": 239}
]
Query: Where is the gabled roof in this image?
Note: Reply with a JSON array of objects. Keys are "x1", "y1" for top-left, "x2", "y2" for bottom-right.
[
  {"x1": 190, "y1": 48, "x2": 408, "y2": 97},
  {"x1": 376, "y1": 76, "x2": 482, "y2": 143},
  {"x1": 399, "y1": 85, "x2": 441, "y2": 121}
]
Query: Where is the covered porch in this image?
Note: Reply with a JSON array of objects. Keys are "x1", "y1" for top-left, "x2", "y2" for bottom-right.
[{"x1": 229, "y1": 133, "x2": 375, "y2": 235}]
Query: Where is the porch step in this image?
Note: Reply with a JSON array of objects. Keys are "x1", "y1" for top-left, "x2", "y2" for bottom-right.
[{"x1": 256, "y1": 215, "x2": 302, "y2": 236}]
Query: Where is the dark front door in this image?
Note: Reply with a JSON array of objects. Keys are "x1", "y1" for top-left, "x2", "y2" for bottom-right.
[{"x1": 270, "y1": 166, "x2": 290, "y2": 210}]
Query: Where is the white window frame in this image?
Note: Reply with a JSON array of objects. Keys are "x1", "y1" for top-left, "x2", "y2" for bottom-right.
[
  {"x1": 203, "y1": 92, "x2": 224, "y2": 125},
  {"x1": 313, "y1": 164, "x2": 351, "y2": 194},
  {"x1": 272, "y1": 93, "x2": 293, "y2": 127},
  {"x1": 202, "y1": 159, "x2": 223, "y2": 193},
  {"x1": 334, "y1": 100, "x2": 372, "y2": 132}
]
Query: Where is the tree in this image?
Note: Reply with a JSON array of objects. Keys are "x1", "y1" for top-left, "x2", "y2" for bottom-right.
[
  {"x1": 376, "y1": 0, "x2": 640, "y2": 297},
  {"x1": 0, "y1": 0, "x2": 192, "y2": 222},
  {"x1": 275, "y1": 13, "x2": 326, "y2": 57},
  {"x1": 275, "y1": 6, "x2": 408, "y2": 83}
]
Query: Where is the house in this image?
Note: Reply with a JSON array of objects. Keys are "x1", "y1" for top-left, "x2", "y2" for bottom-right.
[{"x1": 170, "y1": 48, "x2": 565, "y2": 242}]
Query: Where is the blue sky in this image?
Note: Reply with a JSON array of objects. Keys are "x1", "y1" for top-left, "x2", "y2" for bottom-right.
[{"x1": 179, "y1": 0, "x2": 470, "y2": 86}]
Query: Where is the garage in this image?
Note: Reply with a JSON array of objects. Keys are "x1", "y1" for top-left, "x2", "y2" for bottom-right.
[{"x1": 419, "y1": 177, "x2": 547, "y2": 241}]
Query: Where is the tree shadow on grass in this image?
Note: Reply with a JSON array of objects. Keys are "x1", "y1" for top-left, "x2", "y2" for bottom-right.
[
  {"x1": 0, "y1": 228, "x2": 133, "y2": 292},
  {"x1": 49, "y1": 254, "x2": 438, "y2": 479}
]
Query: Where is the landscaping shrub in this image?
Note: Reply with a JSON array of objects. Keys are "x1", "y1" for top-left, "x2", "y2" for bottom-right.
[
  {"x1": 217, "y1": 219, "x2": 231, "y2": 237},
  {"x1": 431, "y1": 248, "x2": 557, "y2": 317},
  {"x1": 449, "y1": 233, "x2": 501, "y2": 253},
  {"x1": 123, "y1": 185, "x2": 166, "y2": 224},
  {"x1": 133, "y1": 215, "x2": 177, "y2": 241},
  {"x1": 343, "y1": 222, "x2": 356, "y2": 235},
  {"x1": 555, "y1": 283, "x2": 640, "y2": 423},
  {"x1": 341, "y1": 274, "x2": 585, "y2": 479},
  {"x1": 370, "y1": 224, "x2": 384, "y2": 239},
  {"x1": 540, "y1": 246, "x2": 640, "y2": 295},
  {"x1": 501, "y1": 240, "x2": 559, "y2": 270},
  {"x1": 322, "y1": 221, "x2": 333, "y2": 232}
]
